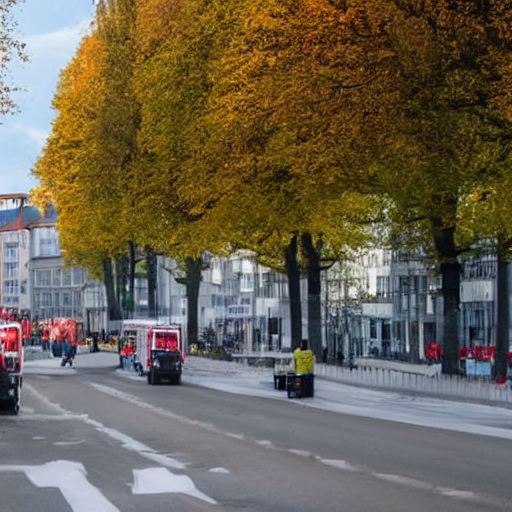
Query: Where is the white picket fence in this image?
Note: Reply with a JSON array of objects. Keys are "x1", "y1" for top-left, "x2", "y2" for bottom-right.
[{"x1": 315, "y1": 363, "x2": 512, "y2": 404}]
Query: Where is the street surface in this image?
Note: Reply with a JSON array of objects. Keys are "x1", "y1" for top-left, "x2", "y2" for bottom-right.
[{"x1": 1, "y1": 352, "x2": 511, "y2": 512}]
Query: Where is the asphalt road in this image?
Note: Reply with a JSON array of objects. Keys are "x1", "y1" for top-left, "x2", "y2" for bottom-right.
[{"x1": 1, "y1": 353, "x2": 511, "y2": 512}]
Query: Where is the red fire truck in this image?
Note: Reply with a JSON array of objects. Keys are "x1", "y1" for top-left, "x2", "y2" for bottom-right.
[
  {"x1": 0, "y1": 323, "x2": 23, "y2": 414},
  {"x1": 121, "y1": 320, "x2": 184, "y2": 385}
]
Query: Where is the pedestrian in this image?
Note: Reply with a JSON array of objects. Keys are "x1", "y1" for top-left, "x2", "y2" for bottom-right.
[
  {"x1": 61, "y1": 338, "x2": 76, "y2": 367},
  {"x1": 120, "y1": 341, "x2": 135, "y2": 371},
  {"x1": 292, "y1": 339, "x2": 316, "y2": 397},
  {"x1": 293, "y1": 339, "x2": 315, "y2": 374}
]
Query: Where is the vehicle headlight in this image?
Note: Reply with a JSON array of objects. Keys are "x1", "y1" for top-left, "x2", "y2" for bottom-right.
[{"x1": 152, "y1": 359, "x2": 160, "y2": 369}]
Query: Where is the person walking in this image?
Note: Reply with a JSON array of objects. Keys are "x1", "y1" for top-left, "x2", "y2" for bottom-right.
[{"x1": 61, "y1": 338, "x2": 76, "y2": 367}]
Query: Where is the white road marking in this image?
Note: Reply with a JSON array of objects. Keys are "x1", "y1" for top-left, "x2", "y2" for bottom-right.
[
  {"x1": 319, "y1": 459, "x2": 358, "y2": 471},
  {"x1": 209, "y1": 467, "x2": 230, "y2": 474},
  {"x1": 288, "y1": 449, "x2": 313, "y2": 458},
  {"x1": 132, "y1": 467, "x2": 217, "y2": 504},
  {"x1": 437, "y1": 487, "x2": 476, "y2": 499},
  {"x1": 84, "y1": 418, "x2": 187, "y2": 470},
  {"x1": 0, "y1": 461, "x2": 120, "y2": 512},
  {"x1": 86, "y1": 380, "x2": 490, "y2": 505},
  {"x1": 53, "y1": 440, "x2": 86, "y2": 446}
]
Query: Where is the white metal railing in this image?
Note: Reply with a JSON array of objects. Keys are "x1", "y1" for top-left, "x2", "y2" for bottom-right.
[{"x1": 314, "y1": 363, "x2": 512, "y2": 404}]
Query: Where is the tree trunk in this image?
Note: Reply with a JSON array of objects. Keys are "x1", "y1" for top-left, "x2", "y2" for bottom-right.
[
  {"x1": 103, "y1": 257, "x2": 122, "y2": 321},
  {"x1": 186, "y1": 257, "x2": 202, "y2": 349},
  {"x1": 495, "y1": 253, "x2": 510, "y2": 380},
  {"x1": 440, "y1": 260, "x2": 460, "y2": 374},
  {"x1": 409, "y1": 276, "x2": 420, "y2": 364},
  {"x1": 285, "y1": 235, "x2": 302, "y2": 350},
  {"x1": 115, "y1": 253, "x2": 128, "y2": 318},
  {"x1": 126, "y1": 241, "x2": 136, "y2": 317},
  {"x1": 146, "y1": 247, "x2": 157, "y2": 319},
  {"x1": 302, "y1": 232, "x2": 322, "y2": 361},
  {"x1": 433, "y1": 223, "x2": 461, "y2": 375}
]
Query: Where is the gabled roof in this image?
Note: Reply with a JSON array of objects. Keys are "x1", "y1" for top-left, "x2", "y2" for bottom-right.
[
  {"x1": 0, "y1": 208, "x2": 21, "y2": 229},
  {"x1": 28, "y1": 205, "x2": 57, "y2": 228},
  {"x1": 0, "y1": 205, "x2": 42, "y2": 232},
  {"x1": 0, "y1": 193, "x2": 51, "y2": 232}
]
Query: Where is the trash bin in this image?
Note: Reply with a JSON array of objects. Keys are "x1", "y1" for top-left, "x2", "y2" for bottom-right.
[{"x1": 287, "y1": 374, "x2": 314, "y2": 399}]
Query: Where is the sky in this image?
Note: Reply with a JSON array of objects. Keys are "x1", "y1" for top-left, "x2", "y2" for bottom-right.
[{"x1": 0, "y1": 0, "x2": 94, "y2": 195}]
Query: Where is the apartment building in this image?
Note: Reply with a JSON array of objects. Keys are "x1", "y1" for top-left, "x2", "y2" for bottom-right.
[
  {"x1": 323, "y1": 247, "x2": 508, "y2": 362},
  {"x1": 29, "y1": 205, "x2": 87, "y2": 322},
  {"x1": 0, "y1": 194, "x2": 39, "y2": 316}
]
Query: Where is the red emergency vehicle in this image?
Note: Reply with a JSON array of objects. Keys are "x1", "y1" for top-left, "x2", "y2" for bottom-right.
[
  {"x1": 0, "y1": 323, "x2": 23, "y2": 414},
  {"x1": 121, "y1": 320, "x2": 184, "y2": 385}
]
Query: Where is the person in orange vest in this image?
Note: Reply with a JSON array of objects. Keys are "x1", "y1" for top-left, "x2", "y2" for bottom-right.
[{"x1": 120, "y1": 341, "x2": 135, "y2": 371}]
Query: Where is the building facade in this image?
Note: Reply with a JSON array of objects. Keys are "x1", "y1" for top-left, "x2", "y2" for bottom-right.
[
  {"x1": 29, "y1": 206, "x2": 87, "y2": 322},
  {"x1": 0, "y1": 193, "x2": 508, "y2": 357}
]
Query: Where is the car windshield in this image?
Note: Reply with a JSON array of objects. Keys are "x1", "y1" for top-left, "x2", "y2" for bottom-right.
[{"x1": 152, "y1": 350, "x2": 180, "y2": 360}]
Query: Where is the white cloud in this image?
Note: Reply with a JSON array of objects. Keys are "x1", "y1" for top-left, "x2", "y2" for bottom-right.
[
  {"x1": 25, "y1": 19, "x2": 91, "y2": 60},
  {"x1": 25, "y1": 126, "x2": 49, "y2": 149},
  {"x1": 5, "y1": 123, "x2": 48, "y2": 150}
]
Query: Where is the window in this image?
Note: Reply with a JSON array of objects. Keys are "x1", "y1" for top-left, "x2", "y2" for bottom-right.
[
  {"x1": 3, "y1": 262, "x2": 18, "y2": 278},
  {"x1": 73, "y1": 267, "x2": 82, "y2": 286},
  {"x1": 54, "y1": 293, "x2": 60, "y2": 307},
  {"x1": 36, "y1": 270, "x2": 52, "y2": 287},
  {"x1": 400, "y1": 277, "x2": 408, "y2": 311},
  {"x1": 40, "y1": 238, "x2": 56, "y2": 256},
  {"x1": 34, "y1": 227, "x2": 60, "y2": 257},
  {"x1": 54, "y1": 269, "x2": 61, "y2": 286},
  {"x1": 240, "y1": 273, "x2": 254, "y2": 292},
  {"x1": 377, "y1": 276, "x2": 390, "y2": 298},
  {"x1": 382, "y1": 321, "x2": 391, "y2": 341},
  {"x1": 227, "y1": 305, "x2": 249, "y2": 316},
  {"x1": 41, "y1": 293, "x2": 52, "y2": 307},
  {"x1": 424, "y1": 323, "x2": 435, "y2": 344},
  {"x1": 63, "y1": 269, "x2": 72, "y2": 286},
  {"x1": 4, "y1": 241, "x2": 18, "y2": 260},
  {"x1": 63, "y1": 293, "x2": 72, "y2": 306},
  {"x1": 370, "y1": 319, "x2": 378, "y2": 339},
  {"x1": 3, "y1": 280, "x2": 18, "y2": 295}
]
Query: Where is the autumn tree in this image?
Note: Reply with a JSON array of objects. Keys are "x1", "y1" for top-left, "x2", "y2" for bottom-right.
[
  {"x1": 32, "y1": 0, "x2": 139, "y2": 321},
  {"x1": 171, "y1": 0, "x2": 381, "y2": 358},
  {"x1": 356, "y1": 0, "x2": 512, "y2": 374},
  {"x1": 132, "y1": 0, "x2": 250, "y2": 346}
]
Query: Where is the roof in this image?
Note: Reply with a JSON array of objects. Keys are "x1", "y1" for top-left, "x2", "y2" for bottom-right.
[
  {"x1": 28, "y1": 205, "x2": 58, "y2": 228},
  {"x1": 0, "y1": 205, "x2": 43, "y2": 232},
  {"x1": 0, "y1": 194, "x2": 57, "y2": 232}
]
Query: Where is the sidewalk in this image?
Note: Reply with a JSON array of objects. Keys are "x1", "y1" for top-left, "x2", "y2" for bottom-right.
[
  {"x1": 354, "y1": 357, "x2": 442, "y2": 376},
  {"x1": 229, "y1": 352, "x2": 511, "y2": 406}
]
